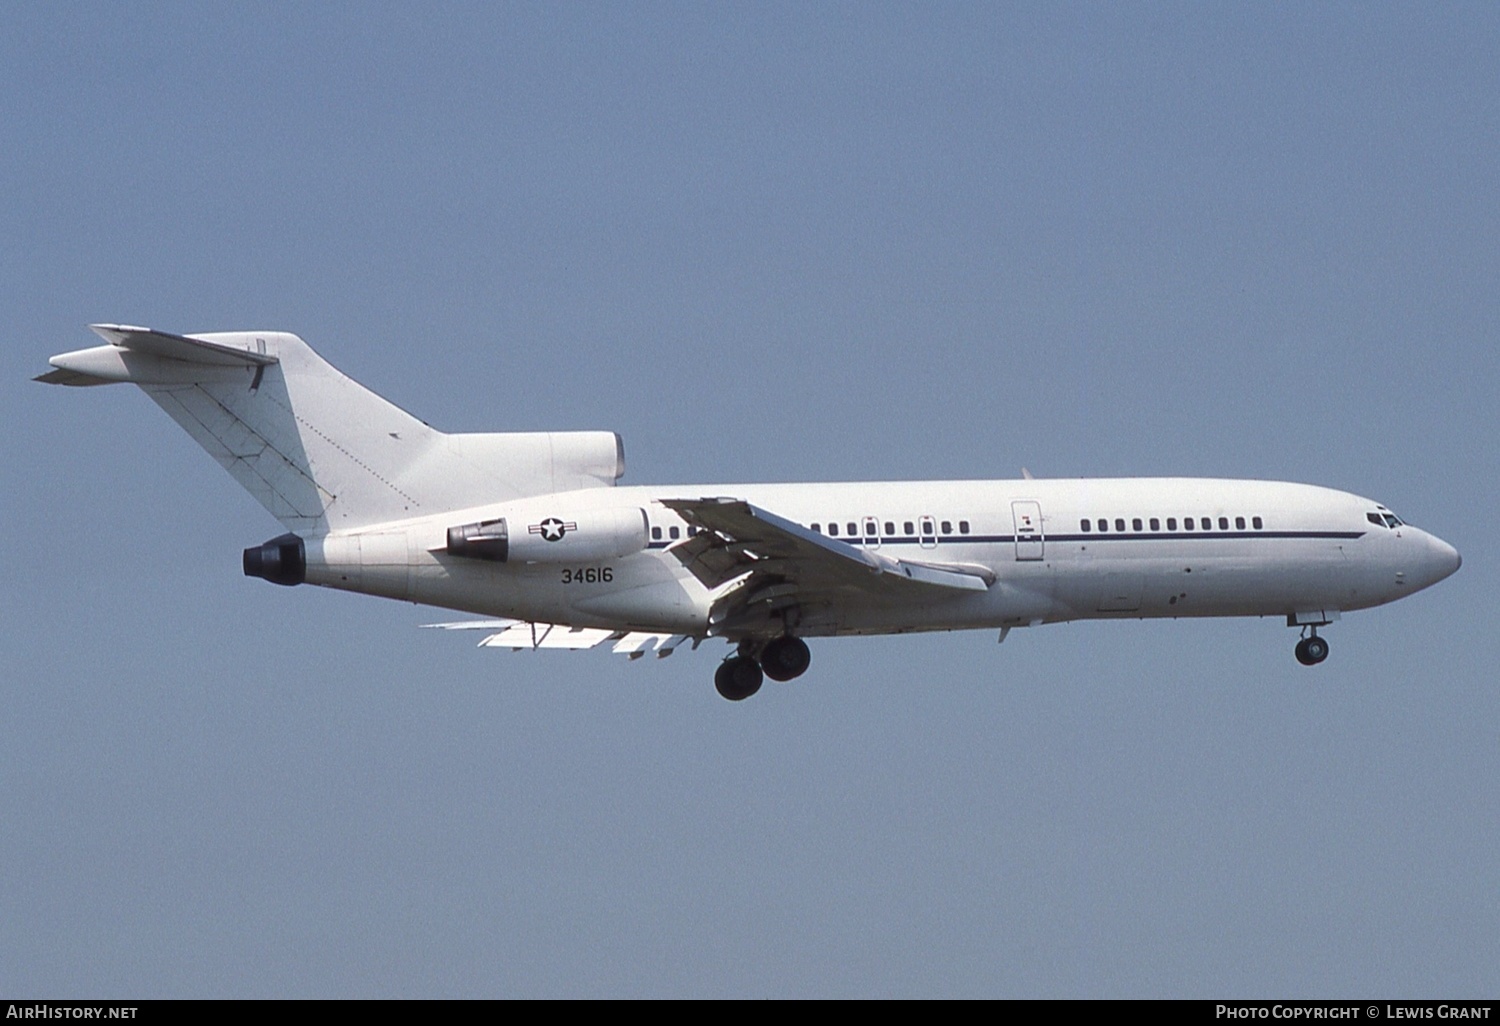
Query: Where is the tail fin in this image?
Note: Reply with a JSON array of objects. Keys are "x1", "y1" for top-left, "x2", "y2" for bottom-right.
[{"x1": 39, "y1": 325, "x2": 624, "y2": 532}]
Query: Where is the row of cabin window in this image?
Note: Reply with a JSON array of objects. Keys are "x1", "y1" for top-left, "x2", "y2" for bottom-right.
[
  {"x1": 1079, "y1": 515, "x2": 1264, "y2": 533},
  {"x1": 650, "y1": 524, "x2": 705, "y2": 541},
  {"x1": 649, "y1": 520, "x2": 974, "y2": 542},
  {"x1": 813, "y1": 520, "x2": 971, "y2": 538}
]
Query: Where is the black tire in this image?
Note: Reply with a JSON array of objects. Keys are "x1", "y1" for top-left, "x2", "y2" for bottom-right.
[
  {"x1": 1304, "y1": 636, "x2": 1329, "y2": 664},
  {"x1": 714, "y1": 656, "x2": 764, "y2": 701},
  {"x1": 761, "y1": 636, "x2": 812, "y2": 681},
  {"x1": 1295, "y1": 636, "x2": 1330, "y2": 666}
]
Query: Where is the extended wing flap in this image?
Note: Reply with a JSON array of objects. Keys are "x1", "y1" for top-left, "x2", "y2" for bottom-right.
[
  {"x1": 474, "y1": 623, "x2": 619, "y2": 650},
  {"x1": 890, "y1": 558, "x2": 992, "y2": 592},
  {"x1": 426, "y1": 620, "x2": 695, "y2": 660},
  {"x1": 611, "y1": 632, "x2": 688, "y2": 657}
]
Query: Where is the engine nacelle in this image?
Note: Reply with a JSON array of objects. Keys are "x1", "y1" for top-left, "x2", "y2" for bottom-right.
[
  {"x1": 446, "y1": 506, "x2": 648, "y2": 564},
  {"x1": 243, "y1": 533, "x2": 307, "y2": 586}
]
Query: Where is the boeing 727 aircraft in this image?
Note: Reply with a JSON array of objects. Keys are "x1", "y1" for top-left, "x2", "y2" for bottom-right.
[{"x1": 39, "y1": 325, "x2": 1461, "y2": 700}]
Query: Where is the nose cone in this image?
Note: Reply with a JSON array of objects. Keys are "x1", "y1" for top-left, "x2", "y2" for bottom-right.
[{"x1": 1418, "y1": 532, "x2": 1462, "y2": 589}]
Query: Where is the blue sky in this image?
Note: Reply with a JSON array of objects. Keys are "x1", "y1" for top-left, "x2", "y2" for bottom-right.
[{"x1": 3, "y1": 3, "x2": 1496, "y2": 997}]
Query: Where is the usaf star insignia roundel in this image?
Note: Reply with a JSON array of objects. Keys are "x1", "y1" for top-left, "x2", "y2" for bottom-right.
[{"x1": 529, "y1": 517, "x2": 577, "y2": 542}]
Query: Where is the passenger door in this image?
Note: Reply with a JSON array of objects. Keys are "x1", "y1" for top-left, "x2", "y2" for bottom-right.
[{"x1": 1012, "y1": 501, "x2": 1044, "y2": 561}]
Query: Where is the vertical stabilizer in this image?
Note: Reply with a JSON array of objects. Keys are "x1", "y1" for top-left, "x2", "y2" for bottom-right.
[{"x1": 40, "y1": 326, "x2": 624, "y2": 532}]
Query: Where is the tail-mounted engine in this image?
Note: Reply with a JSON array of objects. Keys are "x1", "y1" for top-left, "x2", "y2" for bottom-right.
[
  {"x1": 243, "y1": 533, "x2": 307, "y2": 586},
  {"x1": 446, "y1": 507, "x2": 648, "y2": 564},
  {"x1": 446, "y1": 519, "x2": 509, "y2": 562}
]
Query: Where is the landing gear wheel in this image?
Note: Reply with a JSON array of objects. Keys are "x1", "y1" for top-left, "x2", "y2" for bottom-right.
[
  {"x1": 715, "y1": 656, "x2": 764, "y2": 701},
  {"x1": 761, "y1": 636, "x2": 812, "y2": 681},
  {"x1": 1295, "y1": 635, "x2": 1329, "y2": 666}
]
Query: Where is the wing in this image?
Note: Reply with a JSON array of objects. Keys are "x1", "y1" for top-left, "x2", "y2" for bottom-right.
[
  {"x1": 659, "y1": 497, "x2": 992, "y2": 637},
  {"x1": 424, "y1": 620, "x2": 694, "y2": 660}
]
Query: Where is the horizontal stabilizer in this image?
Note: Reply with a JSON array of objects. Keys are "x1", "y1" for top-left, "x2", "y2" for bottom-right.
[
  {"x1": 38, "y1": 325, "x2": 278, "y2": 388},
  {"x1": 88, "y1": 324, "x2": 279, "y2": 367},
  {"x1": 33, "y1": 367, "x2": 114, "y2": 387}
]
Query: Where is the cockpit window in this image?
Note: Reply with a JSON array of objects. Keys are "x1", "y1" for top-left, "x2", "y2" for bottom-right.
[
  {"x1": 1384, "y1": 514, "x2": 1401, "y2": 528},
  {"x1": 1367, "y1": 512, "x2": 1385, "y2": 528},
  {"x1": 1368, "y1": 512, "x2": 1404, "y2": 529}
]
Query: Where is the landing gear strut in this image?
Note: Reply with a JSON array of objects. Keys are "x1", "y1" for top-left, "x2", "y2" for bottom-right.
[{"x1": 1295, "y1": 629, "x2": 1330, "y2": 666}]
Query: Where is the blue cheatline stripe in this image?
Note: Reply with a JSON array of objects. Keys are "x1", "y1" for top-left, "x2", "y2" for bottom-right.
[{"x1": 645, "y1": 530, "x2": 1364, "y2": 550}]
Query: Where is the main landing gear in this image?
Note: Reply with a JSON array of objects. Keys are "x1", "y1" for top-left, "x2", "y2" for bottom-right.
[
  {"x1": 714, "y1": 636, "x2": 812, "y2": 701},
  {"x1": 1295, "y1": 628, "x2": 1330, "y2": 666}
]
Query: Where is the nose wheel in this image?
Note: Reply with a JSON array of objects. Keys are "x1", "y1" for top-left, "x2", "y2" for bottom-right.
[{"x1": 1295, "y1": 631, "x2": 1329, "y2": 666}]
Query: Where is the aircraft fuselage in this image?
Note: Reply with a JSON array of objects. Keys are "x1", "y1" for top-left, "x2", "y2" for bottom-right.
[{"x1": 295, "y1": 477, "x2": 1460, "y2": 639}]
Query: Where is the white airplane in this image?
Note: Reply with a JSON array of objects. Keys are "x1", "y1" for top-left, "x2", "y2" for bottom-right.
[{"x1": 39, "y1": 325, "x2": 1461, "y2": 700}]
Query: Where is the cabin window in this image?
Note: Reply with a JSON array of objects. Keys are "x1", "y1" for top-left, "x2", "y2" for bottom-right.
[
  {"x1": 884, "y1": 521, "x2": 895, "y2": 535},
  {"x1": 1219, "y1": 517, "x2": 1229, "y2": 530},
  {"x1": 1252, "y1": 516, "x2": 1262, "y2": 529},
  {"x1": 1097, "y1": 519, "x2": 1108, "y2": 532},
  {"x1": 1132, "y1": 518, "x2": 1143, "y2": 532},
  {"x1": 1236, "y1": 516, "x2": 1245, "y2": 530},
  {"x1": 1081, "y1": 519, "x2": 1091, "y2": 532},
  {"x1": 940, "y1": 521, "x2": 952, "y2": 535},
  {"x1": 959, "y1": 520, "x2": 970, "y2": 534},
  {"x1": 904, "y1": 521, "x2": 914, "y2": 535},
  {"x1": 865, "y1": 522, "x2": 877, "y2": 537},
  {"x1": 651, "y1": 526, "x2": 662, "y2": 540},
  {"x1": 1167, "y1": 518, "x2": 1177, "y2": 531},
  {"x1": 1149, "y1": 518, "x2": 1160, "y2": 531},
  {"x1": 1115, "y1": 518, "x2": 1126, "y2": 532},
  {"x1": 669, "y1": 526, "x2": 680, "y2": 539},
  {"x1": 828, "y1": 523, "x2": 838, "y2": 536},
  {"x1": 1185, "y1": 517, "x2": 1196, "y2": 530},
  {"x1": 810, "y1": 523, "x2": 820, "y2": 534},
  {"x1": 847, "y1": 522, "x2": 857, "y2": 536}
]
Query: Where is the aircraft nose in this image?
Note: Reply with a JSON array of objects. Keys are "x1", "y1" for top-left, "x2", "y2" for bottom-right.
[
  {"x1": 1421, "y1": 533, "x2": 1462, "y2": 587},
  {"x1": 1439, "y1": 537, "x2": 1461, "y2": 576}
]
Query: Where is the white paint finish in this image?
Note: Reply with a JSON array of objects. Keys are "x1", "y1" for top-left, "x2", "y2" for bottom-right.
[{"x1": 40, "y1": 327, "x2": 1463, "y2": 672}]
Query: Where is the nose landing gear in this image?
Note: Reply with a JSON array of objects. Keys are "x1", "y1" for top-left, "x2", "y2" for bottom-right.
[{"x1": 1294, "y1": 629, "x2": 1330, "y2": 666}]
